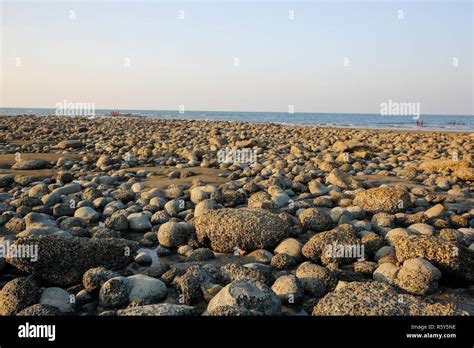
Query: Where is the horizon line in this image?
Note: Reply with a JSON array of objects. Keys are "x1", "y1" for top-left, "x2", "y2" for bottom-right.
[{"x1": 0, "y1": 106, "x2": 473, "y2": 117}]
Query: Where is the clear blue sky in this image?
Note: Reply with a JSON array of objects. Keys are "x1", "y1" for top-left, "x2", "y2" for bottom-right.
[{"x1": 1, "y1": 0, "x2": 473, "y2": 115}]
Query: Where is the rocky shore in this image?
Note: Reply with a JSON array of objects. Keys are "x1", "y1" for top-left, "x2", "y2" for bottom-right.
[{"x1": 0, "y1": 115, "x2": 473, "y2": 316}]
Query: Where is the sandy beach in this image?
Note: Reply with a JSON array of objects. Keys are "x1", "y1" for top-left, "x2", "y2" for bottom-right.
[{"x1": 0, "y1": 115, "x2": 473, "y2": 316}]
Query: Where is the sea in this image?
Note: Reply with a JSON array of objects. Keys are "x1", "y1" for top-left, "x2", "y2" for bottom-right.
[{"x1": 1, "y1": 107, "x2": 473, "y2": 132}]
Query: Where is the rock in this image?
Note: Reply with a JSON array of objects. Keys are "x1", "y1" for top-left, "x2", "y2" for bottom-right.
[
  {"x1": 325, "y1": 168, "x2": 359, "y2": 190},
  {"x1": 150, "y1": 211, "x2": 170, "y2": 225},
  {"x1": 90, "y1": 227, "x2": 120, "y2": 239},
  {"x1": 207, "y1": 280, "x2": 281, "y2": 316},
  {"x1": 57, "y1": 139, "x2": 83, "y2": 149},
  {"x1": 117, "y1": 303, "x2": 196, "y2": 316},
  {"x1": 454, "y1": 167, "x2": 474, "y2": 181},
  {"x1": 301, "y1": 224, "x2": 361, "y2": 265},
  {"x1": 396, "y1": 258, "x2": 442, "y2": 295},
  {"x1": 190, "y1": 186, "x2": 213, "y2": 204},
  {"x1": 127, "y1": 274, "x2": 168, "y2": 305},
  {"x1": 164, "y1": 199, "x2": 185, "y2": 216},
  {"x1": 131, "y1": 182, "x2": 146, "y2": 193},
  {"x1": 157, "y1": 221, "x2": 191, "y2": 248},
  {"x1": 135, "y1": 252, "x2": 152, "y2": 265},
  {"x1": 53, "y1": 203, "x2": 75, "y2": 217},
  {"x1": 219, "y1": 263, "x2": 271, "y2": 285},
  {"x1": 299, "y1": 208, "x2": 334, "y2": 232},
  {"x1": 141, "y1": 188, "x2": 167, "y2": 201},
  {"x1": 12, "y1": 159, "x2": 48, "y2": 170},
  {"x1": 419, "y1": 159, "x2": 469, "y2": 172},
  {"x1": 385, "y1": 228, "x2": 411, "y2": 246},
  {"x1": 0, "y1": 276, "x2": 41, "y2": 315},
  {"x1": 74, "y1": 207, "x2": 99, "y2": 224},
  {"x1": 127, "y1": 212, "x2": 152, "y2": 232},
  {"x1": 353, "y1": 186, "x2": 411, "y2": 214},
  {"x1": 14, "y1": 175, "x2": 42, "y2": 186},
  {"x1": 424, "y1": 204, "x2": 446, "y2": 220},
  {"x1": 111, "y1": 191, "x2": 135, "y2": 205},
  {"x1": 391, "y1": 235, "x2": 474, "y2": 284},
  {"x1": 4, "y1": 217, "x2": 26, "y2": 234},
  {"x1": 373, "y1": 263, "x2": 400, "y2": 286},
  {"x1": 194, "y1": 199, "x2": 218, "y2": 217},
  {"x1": 83, "y1": 267, "x2": 118, "y2": 292},
  {"x1": 374, "y1": 245, "x2": 397, "y2": 264},
  {"x1": 186, "y1": 248, "x2": 215, "y2": 262},
  {"x1": 174, "y1": 265, "x2": 214, "y2": 304},
  {"x1": 17, "y1": 304, "x2": 61, "y2": 316},
  {"x1": 6, "y1": 235, "x2": 138, "y2": 286},
  {"x1": 178, "y1": 245, "x2": 193, "y2": 257},
  {"x1": 28, "y1": 183, "x2": 49, "y2": 198},
  {"x1": 39, "y1": 287, "x2": 75, "y2": 313},
  {"x1": 295, "y1": 261, "x2": 336, "y2": 296},
  {"x1": 271, "y1": 274, "x2": 304, "y2": 304},
  {"x1": 246, "y1": 249, "x2": 273, "y2": 264},
  {"x1": 308, "y1": 180, "x2": 329, "y2": 196},
  {"x1": 105, "y1": 210, "x2": 129, "y2": 231},
  {"x1": 353, "y1": 260, "x2": 377, "y2": 274},
  {"x1": 274, "y1": 238, "x2": 303, "y2": 260},
  {"x1": 194, "y1": 208, "x2": 289, "y2": 253},
  {"x1": 371, "y1": 213, "x2": 395, "y2": 234},
  {"x1": 439, "y1": 228, "x2": 474, "y2": 246},
  {"x1": 313, "y1": 281, "x2": 461, "y2": 316},
  {"x1": 99, "y1": 276, "x2": 133, "y2": 309},
  {"x1": 360, "y1": 231, "x2": 384, "y2": 255},
  {"x1": 17, "y1": 212, "x2": 63, "y2": 237},
  {"x1": 270, "y1": 253, "x2": 296, "y2": 269},
  {"x1": 0, "y1": 174, "x2": 15, "y2": 188},
  {"x1": 247, "y1": 191, "x2": 274, "y2": 210},
  {"x1": 407, "y1": 223, "x2": 434, "y2": 236}
]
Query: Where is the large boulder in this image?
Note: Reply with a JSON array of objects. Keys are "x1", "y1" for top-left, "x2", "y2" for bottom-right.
[
  {"x1": 397, "y1": 258, "x2": 441, "y2": 295},
  {"x1": 12, "y1": 159, "x2": 48, "y2": 170},
  {"x1": 6, "y1": 235, "x2": 138, "y2": 286},
  {"x1": 16, "y1": 212, "x2": 66, "y2": 237},
  {"x1": 391, "y1": 235, "x2": 474, "y2": 284},
  {"x1": 419, "y1": 159, "x2": 470, "y2": 173},
  {"x1": 194, "y1": 208, "x2": 289, "y2": 253},
  {"x1": 207, "y1": 280, "x2": 281, "y2": 316},
  {"x1": 353, "y1": 185, "x2": 412, "y2": 214},
  {"x1": 301, "y1": 224, "x2": 361, "y2": 265},
  {"x1": 0, "y1": 276, "x2": 41, "y2": 315},
  {"x1": 454, "y1": 167, "x2": 474, "y2": 181},
  {"x1": 313, "y1": 281, "x2": 463, "y2": 316}
]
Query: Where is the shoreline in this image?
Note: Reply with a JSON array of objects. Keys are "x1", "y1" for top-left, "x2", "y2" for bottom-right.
[{"x1": 2, "y1": 114, "x2": 473, "y2": 134}]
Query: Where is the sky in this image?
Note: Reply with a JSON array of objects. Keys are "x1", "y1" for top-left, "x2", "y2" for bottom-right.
[{"x1": 0, "y1": 0, "x2": 473, "y2": 115}]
